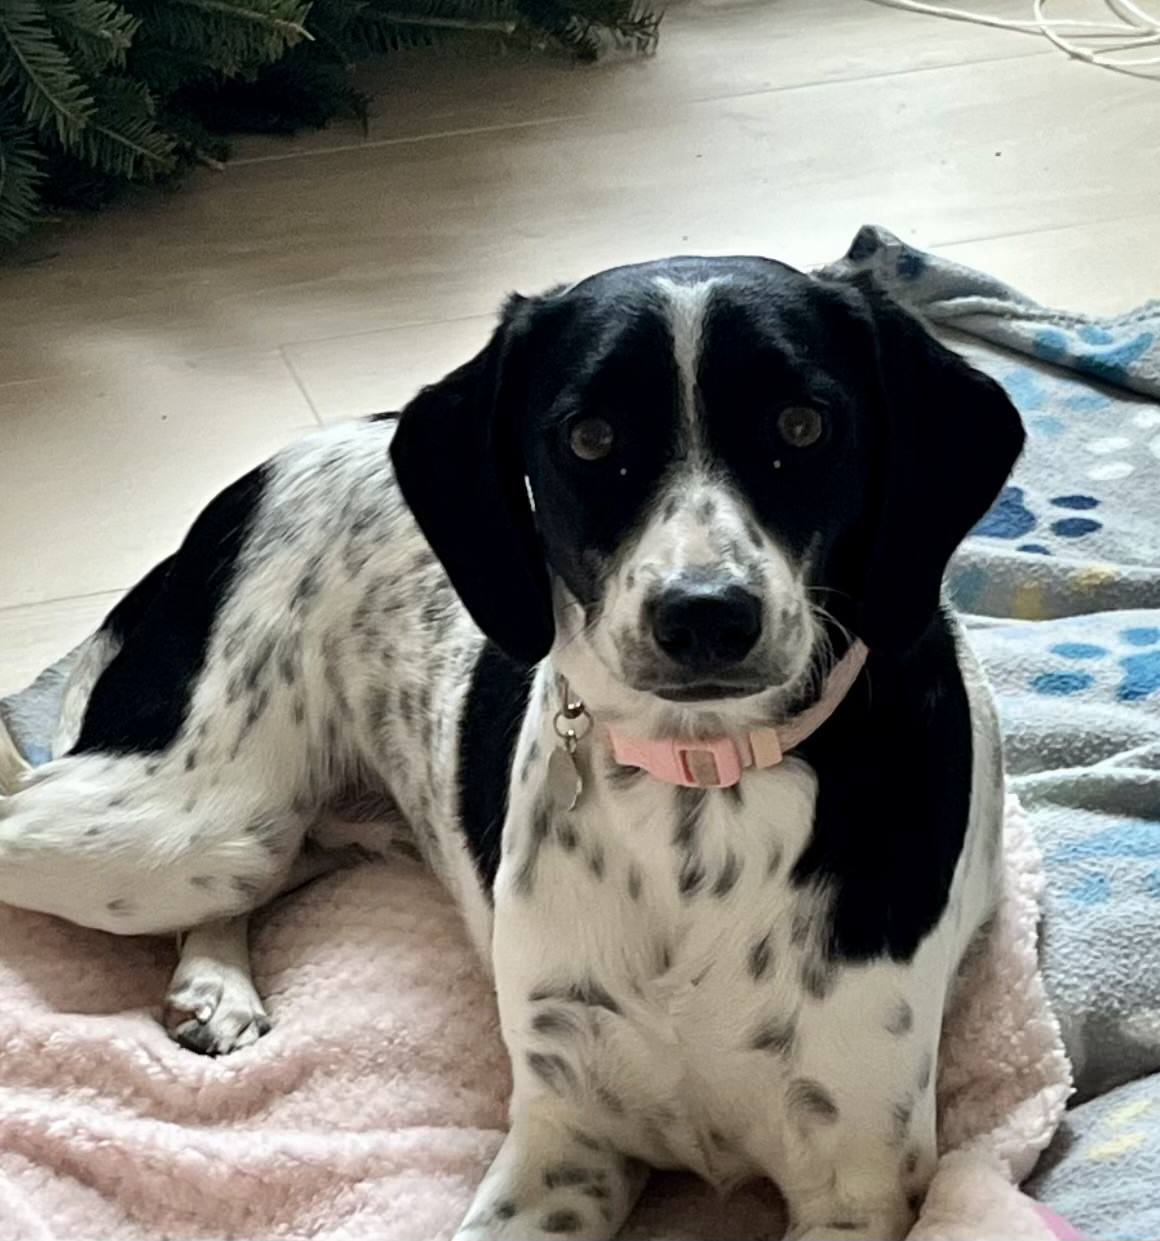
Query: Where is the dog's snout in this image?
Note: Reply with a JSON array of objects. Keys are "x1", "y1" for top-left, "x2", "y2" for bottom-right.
[{"x1": 650, "y1": 580, "x2": 762, "y2": 668}]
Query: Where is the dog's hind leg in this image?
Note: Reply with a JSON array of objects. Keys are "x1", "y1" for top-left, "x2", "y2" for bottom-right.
[
  {"x1": 163, "y1": 843, "x2": 369, "y2": 1055},
  {"x1": 0, "y1": 747, "x2": 312, "y2": 935}
]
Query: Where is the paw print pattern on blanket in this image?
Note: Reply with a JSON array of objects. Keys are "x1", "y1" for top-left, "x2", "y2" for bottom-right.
[
  {"x1": 973, "y1": 490, "x2": 1105, "y2": 555},
  {"x1": 1033, "y1": 626, "x2": 1160, "y2": 702}
]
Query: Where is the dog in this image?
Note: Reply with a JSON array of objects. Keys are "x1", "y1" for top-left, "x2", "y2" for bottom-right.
[{"x1": 0, "y1": 255, "x2": 1024, "y2": 1241}]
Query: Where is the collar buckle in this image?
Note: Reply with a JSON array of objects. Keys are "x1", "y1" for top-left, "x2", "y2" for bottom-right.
[{"x1": 673, "y1": 737, "x2": 743, "y2": 789}]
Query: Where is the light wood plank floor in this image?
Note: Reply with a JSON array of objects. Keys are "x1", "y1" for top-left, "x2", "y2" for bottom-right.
[{"x1": 2, "y1": 0, "x2": 1158, "y2": 694}]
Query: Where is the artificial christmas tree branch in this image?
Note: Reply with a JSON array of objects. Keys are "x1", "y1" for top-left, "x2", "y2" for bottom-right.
[{"x1": 0, "y1": 0, "x2": 659, "y2": 247}]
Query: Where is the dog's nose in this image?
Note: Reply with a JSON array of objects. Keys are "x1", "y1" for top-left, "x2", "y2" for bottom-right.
[{"x1": 651, "y1": 581, "x2": 763, "y2": 668}]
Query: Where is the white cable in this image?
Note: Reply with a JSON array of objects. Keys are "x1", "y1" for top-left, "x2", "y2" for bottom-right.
[{"x1": 866, "y1": 0, "x2": 1160, "y2": 74}]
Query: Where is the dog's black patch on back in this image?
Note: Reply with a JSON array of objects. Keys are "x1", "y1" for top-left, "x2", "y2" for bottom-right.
[
  {"x1": 459, "y1": 641, "x2": 534, "y2": 891},
  {"x1": 72, "y1": 466, "x2": 268, "y2": 756},
  {"x1": 793, "y1": 609, "x2": 973, "y2": 962},
  {"x1": 101, "y1": 554, "x2": 176, "y2": 645}
]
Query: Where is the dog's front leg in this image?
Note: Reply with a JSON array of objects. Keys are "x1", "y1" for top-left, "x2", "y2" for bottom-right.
[
  {"x1": 454, "y1": 1100, "x2": 646, "y2": 1241},
  {"x1": 775, "y1": 970, "x2": 940, "y2": 1241}
]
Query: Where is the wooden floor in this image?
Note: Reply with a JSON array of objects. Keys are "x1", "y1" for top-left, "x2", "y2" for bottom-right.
[{"x1": 2, "y1": 0, "x2": 1159, "y2": 694}]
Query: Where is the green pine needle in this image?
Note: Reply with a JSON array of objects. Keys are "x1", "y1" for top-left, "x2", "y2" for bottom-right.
[
  {"x1": 0, "y1": 0, "x2": 95, "y2": 146},
  {"x1": 0, "y1": 105, "x2": 45, "y2": 244},
  {"x1": 45, "y1": 0, "x2": 140, "y2": 74}
]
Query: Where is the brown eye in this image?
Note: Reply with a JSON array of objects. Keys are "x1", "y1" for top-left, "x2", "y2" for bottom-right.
[
  {"x1": 569, "y1": 416, "x2": 615, "y2": 461},
  {"x1": 776, "y1": 405, "x2": 824, "y2": 449}
]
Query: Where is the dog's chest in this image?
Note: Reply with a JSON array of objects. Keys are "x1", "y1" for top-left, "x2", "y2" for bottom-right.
[{"x1": 493, "y1": 751, "x2": 827, "y2": 1181}]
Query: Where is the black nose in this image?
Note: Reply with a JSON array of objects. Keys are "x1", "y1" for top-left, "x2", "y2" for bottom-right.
[{"x1": 651, "y1": 580, "x2": 763, "y2": 668}]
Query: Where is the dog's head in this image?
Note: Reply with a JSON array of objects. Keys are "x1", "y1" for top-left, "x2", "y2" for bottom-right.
[{"x1": 391, "y1": 257, "x2": 1023, "y2": 726}]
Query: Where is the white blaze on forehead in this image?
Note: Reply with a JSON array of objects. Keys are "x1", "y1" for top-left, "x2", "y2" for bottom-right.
[{"x1": 653, "y1": 276, "x2": 724, "y2": 452}]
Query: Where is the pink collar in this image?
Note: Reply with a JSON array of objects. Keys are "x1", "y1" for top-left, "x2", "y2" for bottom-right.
[{"x1": 605, "y1": 641, "x2": 869, "y2": 789}]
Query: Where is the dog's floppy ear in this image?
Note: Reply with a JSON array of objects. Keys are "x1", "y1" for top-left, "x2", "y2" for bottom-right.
[
  {"x1": 852, "y1": 278, "x2": 1025, "y2": 653},
  {"x1": 390, "y1": 295, "x2": 553, "y2": 665}
]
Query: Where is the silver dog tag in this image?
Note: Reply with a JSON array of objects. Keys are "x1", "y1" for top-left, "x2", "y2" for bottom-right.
[{"x1": 548, "y1": 744, "x2": 583, "y2": 812}]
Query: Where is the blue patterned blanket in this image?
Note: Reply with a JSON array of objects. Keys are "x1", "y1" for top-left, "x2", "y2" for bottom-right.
[{"x1": 825, "y1": 227, "x2": 1160, "y2": 1240}]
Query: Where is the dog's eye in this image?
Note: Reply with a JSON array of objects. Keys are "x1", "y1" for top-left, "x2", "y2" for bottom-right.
[
  {"x1": 776, "y1": 405, "x2": 825, "y2": 449},
  {"x1": 569, "y1": 417, "x2": 615, "y2": 462}
]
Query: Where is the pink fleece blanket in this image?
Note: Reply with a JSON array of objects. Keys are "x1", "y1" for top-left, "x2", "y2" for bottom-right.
[{"x1": 0, "y1": 795, "x2": 1072, "y2": 1240}]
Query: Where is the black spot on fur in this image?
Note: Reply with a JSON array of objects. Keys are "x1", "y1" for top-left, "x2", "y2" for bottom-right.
[
  {"x1": 744, "y1": 518, "x2": 763, "y2": 548},
  {"x1": 748, "y1": 931, "x2": 773, "y2": 981},
  {"x1": 532, "y1": 1008, "x2": 581, "y2": 1038},
  {"x1": 713, "y1": 850, "x2": 742, "y2": 898},
  {"x1": 801, "y1": 958, "x2": 836, "y2": 1000},
  {"x1": 580, "y1": 1183, "x2": 611, "y2": 1203},
  {"x1": 291, "y1": 556, "x2": 324, "y2": 611},
  {"x1": 787, "y1": 1077, "x2": 839, "y2": 1124},
  {"x1": 527, "y1": 1051, "x2": 576, "y2": 1095},
  {"x1": 292, "y1": 697, "x2": 306, "y2": 726},
  {"x1": 892, "y1": 1096, "x2": 915, "y2": 1144},
  {"x1": 494, "y1": 1200, "x2": 518, "y2": 1221},
  {"x1": 696, "y1": 496, "x2": 717, "y2": 522},
  {"x1": 886, "y1": 999, "x2": 914, "y2": 1036},
  {"x1": 106, "y1": 898, "x2": 132, "y2": 915},
  {"x1": 242, "y1": 634, "x2": 276, "y2": 694},
  {"x1": 606, "y1": 759, "x2": 644, "y2": 789},
  {"x1": 586, "y1": 845, "x2": 606, "y2": 880},
  {"x1": 827, "y1": 1222, "x2": 867, "y2": 1233},
  {"x1": 917, "y1": 1052, "x2": 933, "y2": 1093},
  {"x1": 232, "y1": 876, "x2": 261, "y2": 897},
  {"x1": 519, "y1": 739, "x2": 541, "y2": 784},
  {"x1": 908, "y1": 1191, "x2": 923, "y2": 1214},
  {"x1": 627, "y1": 865, "x2": 643, "y2": 901},
  {"x1": 767, "y1": 842, "x2": 784, "y2": 877},
  {"x1": 678, "y1": 852, "x2": 706, "y2": 898},
  {"x1": 595, "y1": 1083, "x2": 625, "y2": 1114},
  {"x1": 278, "y1": 644, "x2": 300, "y2": 685},
  {"x1": 544, "y1": 1163, "x2": 594, "y2": 1190},
  {"x1": 184, "y1": 750, "x2": 198, "y2": 772},
  {"x1": 516, "y1": 797, "x2": 554, "y2": 896},
  {"x1": 903, "y1": 1148, "x2": 920, "y2": 1177},
  {"x1": 531, "y1": 979, "x2": 622, "y2": 1016},
  {"x1": 750, "y1": 1017, "x2": 795, "y2": 1056},
  {"x1": 541, "y1": 1210, "x2": 582, "y2": 1234},
  {"x1": 190, "y1": 875, "x2": 215, "y2": 888},
  {"x1": 107, "y1": 794, "x2": 127, "y2": 809},
  {"x1": 558, "y1": 822, "x2": 579, "y2": 852},
  {"x1": 661, "y1": 496, "x2": 678, "y2": 522},
  {"x1": 84, "y1": 826, "x2": 102, "y2": 837}
]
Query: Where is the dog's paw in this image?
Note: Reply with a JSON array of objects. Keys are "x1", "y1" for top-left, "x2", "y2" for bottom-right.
[{"x1": 163, "y1": 970, "x2": 271, "y2": 1056}]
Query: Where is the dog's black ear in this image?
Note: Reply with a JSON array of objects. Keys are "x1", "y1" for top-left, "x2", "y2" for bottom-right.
[
  {"x1": 390, "y1": 295, "x2": 553, "y2": 665},
  {"x1": 853, "y1": 279, "x2": 1025, "y2": 653}
]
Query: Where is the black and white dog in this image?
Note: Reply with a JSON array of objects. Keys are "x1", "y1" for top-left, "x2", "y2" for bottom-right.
[{"x1": 0, "y1": 257, "x2": 1023, "y2": 1241}]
